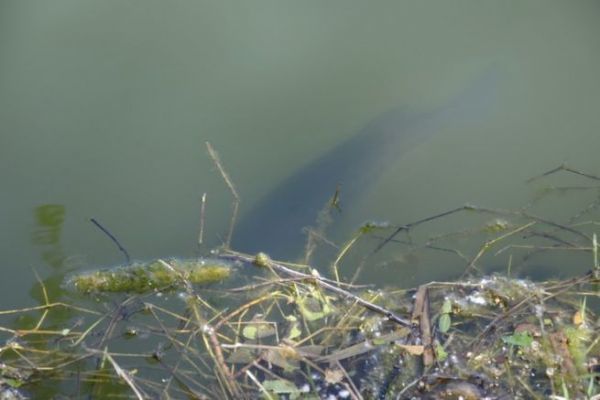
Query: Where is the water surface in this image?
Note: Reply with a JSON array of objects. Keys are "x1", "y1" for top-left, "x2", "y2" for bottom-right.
[{"x1": 1, "y1": 1, "x2": 600, "y2": 309}]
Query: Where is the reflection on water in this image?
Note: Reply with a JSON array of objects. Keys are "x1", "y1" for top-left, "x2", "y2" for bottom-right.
[
  {"x1": 32, "y1": 204, "x2": 66, "y2": 270},
  {"x1": 30, "y1": 205, "x2": 78, "y2": 323}
]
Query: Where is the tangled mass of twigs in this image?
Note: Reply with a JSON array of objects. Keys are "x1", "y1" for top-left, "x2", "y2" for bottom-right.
[{"x1": 1, "y1": 150, "x2": 599, "y2": 399}]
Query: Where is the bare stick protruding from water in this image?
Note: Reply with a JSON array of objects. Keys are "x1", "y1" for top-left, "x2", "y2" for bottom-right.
[
  {"x1": 89, "y1": 218, "x2": 131, "y2": 264},
  {"x1": 206, "y1": 142, "x2": 240, "y2": 248},
  {"x1": 198, "y1": 193, "x2": 207, "y2": 246}
]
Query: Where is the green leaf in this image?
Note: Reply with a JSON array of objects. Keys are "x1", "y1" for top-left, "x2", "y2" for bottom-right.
[
  {"x1": 438, "y1": 314, "x2": 451, "y2": 333},
  {"x1": 262, "y1": 379, "x2": 301, "y2": 399},
  {"x1": 296, "y1": 289, "x2": 334, "y2": 322},
  {"x1": 441, "y1": 299, "x2": 452, "y2": 314},
  {"x1": 242, "y1": 326, "x2": 258, "y2": 339},
  {"x1": 242, "y1": 323, "x2": 276, "y2": 340},
  {"x1": 501, "y1": 331, "x2": 533, "y2": 347},
  {"x1": 435, "y1": 343, "x2": 448, "y2": 362},
  {"x1": 286, "y1": 322, "x2": 302, "y2": 340},
  {"x1": 4, "y1": 378, "x2": 24, "y2": 388},
  {"x1": 226, "y1": 347, "x2": 255, "y2": 364}
]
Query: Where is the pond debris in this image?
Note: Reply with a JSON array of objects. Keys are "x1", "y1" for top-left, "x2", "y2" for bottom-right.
[
  {"x1": 66, "y1": 258, "x2": 232, "y2": 293},
  {"x1": 1, "y1": 250, "x2": 598, "y2": 399},
  {"x1": 2, "y1": 163, "x2": 600, "y2": 398}
]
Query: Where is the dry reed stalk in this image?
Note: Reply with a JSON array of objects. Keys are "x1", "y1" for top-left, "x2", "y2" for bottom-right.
[
  {"x1": 206, "y1": 141, "x2": 240, "y2": 248},
  {"x1": 198, "y1": 192, "x2": 207, "y2": 246}
]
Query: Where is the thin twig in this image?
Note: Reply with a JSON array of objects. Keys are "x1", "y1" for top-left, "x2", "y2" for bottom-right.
[
  {"x1": 527, "y1": 163, "x2": 600, "y2": 183},
  {"x1": 83, "y1": 347, "x2": 146, "y2": 400},
  {"x1": 594, "y1": 233, "x2": 599, "y2": 279},
  {"x1": 331, "y1": 233, "x2": 361, "y2": 283},
  {"x1": 462, "y1": 221, "x2": 536, "y2": 276},
  {"x1": 0, "y1": 302, "x2": 100, "y2": 316},
  {"x1": 245, "y1": 369, "x2": 275, "y2": 400},
  {"x1": 334, "y1": 359, "x2": 364, "y2": 400},
  {"x1": 495, "y1": 244, "x2": 590, "y2": 256},
  {"x1": 374, "y1": 204, "x2": 590, "y2": 257},
  {"x1": 303, "y1": 195, "x2": 337, "y2": 265},
  {"x1": 373, "y1": 206, "x2": 465, "y2": 254},
  {"x1": 198, "y1": 192, "x2": 207, "y2": 246},
  {"x1": 89, "y1": 218, "x2": 131, "y2": 264},
  {"x1": 32, "y1": 269, "x2": 50, "y2": 331},
  {"x1": 206, "y1": 141, "x2": 240, "y2": 248}
]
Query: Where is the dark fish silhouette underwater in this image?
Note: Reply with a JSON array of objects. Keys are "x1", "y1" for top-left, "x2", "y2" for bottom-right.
[{"x1": 233, "y1": 70, "x2": 501, "y2": 259}]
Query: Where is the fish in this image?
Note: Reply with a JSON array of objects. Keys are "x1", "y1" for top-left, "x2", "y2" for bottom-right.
[{"x1": 233, "y1": 69, "x2": 501, "y2": 259}]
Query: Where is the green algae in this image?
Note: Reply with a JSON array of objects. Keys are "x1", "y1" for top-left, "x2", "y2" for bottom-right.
[{"x1": 68, "y1": 258, "x2": 232, "y2": 293}]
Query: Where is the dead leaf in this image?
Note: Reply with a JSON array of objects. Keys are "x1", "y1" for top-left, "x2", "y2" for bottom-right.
[
  {"x1": 324, "y1": 368, "x2": 344, "y2": 384},
  {"x1": 572, "y1": 310, "x2": 584, "y2": 326},
  {"x1": 396, "y1": 344, "x2": 424, "y2": 356}
]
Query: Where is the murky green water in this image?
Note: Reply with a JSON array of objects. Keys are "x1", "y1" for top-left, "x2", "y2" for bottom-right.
[{"x1": 2, "y1": 0, "x2": 600, "y2": 310}]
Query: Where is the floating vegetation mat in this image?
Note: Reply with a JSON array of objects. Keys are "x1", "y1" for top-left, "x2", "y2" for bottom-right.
[
  {"x1": 0, "y1": 251, "x2": 598, "y2": 399},
  {"x1": 65, "y1": 258, "x2": 233, "y2": 293}
]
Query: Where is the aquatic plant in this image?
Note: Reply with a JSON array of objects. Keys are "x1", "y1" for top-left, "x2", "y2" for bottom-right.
[{"x1": 67, "y1": 258, "x2": 232, "y2": 293}]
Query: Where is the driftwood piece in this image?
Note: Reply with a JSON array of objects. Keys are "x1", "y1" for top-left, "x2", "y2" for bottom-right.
[{"x1": 412, "y1": 285, "x2": 435, "y2": 367}]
